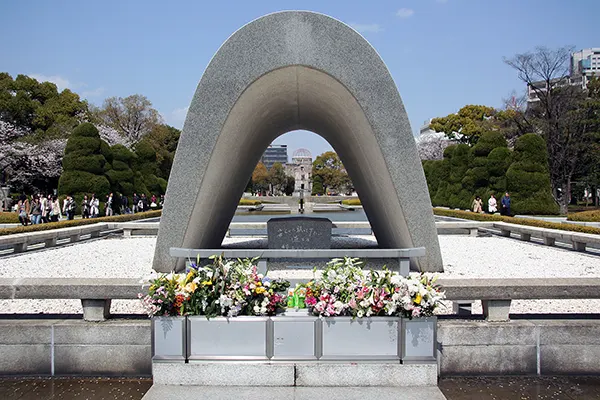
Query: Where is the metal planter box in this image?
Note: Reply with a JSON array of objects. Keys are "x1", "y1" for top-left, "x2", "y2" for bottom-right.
[
  {"x1": 151, "y1": 316, "x2": 187, "y2": 361},
  {"x1": 401, "y1": 316, "x2": 437, "y2": 363},
  {"x1": 321, "y1": 317, "x2": 401, "y2": 361},
  {"x1": 270, "y1": 311, "x2": 319, "y2": 360},
  {"x1": 187, "y1": 316, "x2": 269, "y2": 360}
]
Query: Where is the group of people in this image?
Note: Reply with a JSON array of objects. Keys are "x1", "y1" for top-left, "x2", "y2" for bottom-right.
[
  {"x1": 16, "y1": 193, "x2": 62, "y2": 226},
  {"x1": 14, "y1": 192, "x2": 164, "y2": 226},
  {"x1": 471, "y1": 192, "x2": 512, "y2": 216}
]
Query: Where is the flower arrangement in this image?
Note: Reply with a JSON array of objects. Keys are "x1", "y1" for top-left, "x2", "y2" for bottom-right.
[
  {"x1": 303, "y1": 257, "x2": 445, "y2": 319},
  {"x1": 139, "y1": 255, "x2": 290, "y2": 318}
]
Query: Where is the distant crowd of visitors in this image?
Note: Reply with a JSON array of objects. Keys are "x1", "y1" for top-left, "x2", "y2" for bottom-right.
[
  {"x1": 471, "y1": 192, "x2": 511, "y2": 216},
  {"x1": 13, "y1": 192, "x2": 164, "y2": 226}
]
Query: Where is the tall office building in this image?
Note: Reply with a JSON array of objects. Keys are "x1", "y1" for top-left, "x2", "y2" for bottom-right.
[{"x1": 260, "y1": 144, "x2": 288, "y2": 169}]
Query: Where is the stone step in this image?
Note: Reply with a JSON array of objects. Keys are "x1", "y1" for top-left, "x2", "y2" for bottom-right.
[
  {"x1": 142, "y1": 385, "x2": 447, "y2": 400},
  {"x1": 151, "y1": 362, "x2": 438, "y2": 387}
]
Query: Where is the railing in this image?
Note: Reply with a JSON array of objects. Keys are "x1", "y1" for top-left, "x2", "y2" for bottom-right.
[
  {"x1": 1, "y1": 277, "x2": 600, "y2": 322},
  {"x1": 439, "y1": 277, "x2": 600, "y2": 321}
]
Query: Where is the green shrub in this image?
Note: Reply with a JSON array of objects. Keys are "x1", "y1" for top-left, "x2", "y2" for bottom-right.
[
  {"x1": 0, "y1": 210, "x2": 162, "y2": 236},
  {"x1": 0, "y1": 212, "x2": 19, "y2": 224},
  {"x1": 58, "y1": 123, "x2": 111, "y2": 201},
  {"x1": 506, "y1": 134, "x2": 559, "y2": 215},
  {"x1": 433, "y1": 208, "x2": 600, "y2": 235},
  {"x1": 568, "y1": 209, "x2": 600, "y2": 222}
]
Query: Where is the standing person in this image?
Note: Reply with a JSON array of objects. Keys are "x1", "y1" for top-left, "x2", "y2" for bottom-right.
[
  {"x1": 159, "y1": 195, "x2": 164, "y2": 208},
  {"x1": 82, "y1": 195, "x2": 90, "y2": 219},
  {"x1": 40, "y1": 194, "x2": 49, "y2": 223},
  {"x1": 30, "y1": 196, "x2": 42, "y2": 224},
  {"x1": 65, "y1": 195, "x2": 76, "y2": 220},
  {"x1": 150, "y1": 194, "x2": 157, "y2": 209},
  {"x1": 50, "y1": 196, "x2": 61, "y2": 222},
  {"x1": 18, "y1": 199, "x2": 29, "y2": 226},
  {"x1": 140, "y1": 193, "x2": 148, "y2": 212},
  {"x1": 488, "y1": 194, "x2": 498, "y2": 214},
  {"x1": 121, "y1": 194, "x2": 129, "y2": 214},
  {"x1": 90, "y1": 194, "x2": 99, "y2": 218},
  {"x1": 501, "y1": 192, "x2": 511, "y2": 216},
  {"x1": 132, "y1": 193, "x2": 139, "y2": 213},
  {"x1": 471, "y1": 196, "x2": 483, "y2": 214},
  {"x1": 105, "y1": 193, "x2": 114, "y2": 216}
]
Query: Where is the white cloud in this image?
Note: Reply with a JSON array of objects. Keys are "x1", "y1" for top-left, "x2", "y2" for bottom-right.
[
  {"x1": 167, "y1": 106, "x2": 189, "y2": 129},
  {"x1": 396, "y1": 8, "x2": 415, "y2": 18},
  {"x1": 29, "y1": 74, "x2": 71, "y2": 91},
  {"x1": 349, "y1": 23, "x2": 383, "y2": 34},
  {"x1": 82, "y1": 87, "x2": 105, "y2": 98}
]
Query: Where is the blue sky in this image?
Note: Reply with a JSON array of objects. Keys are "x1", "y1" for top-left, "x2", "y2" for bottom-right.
[{"x1": 1, "y1": 0, "x2": 598, "y2": 160}]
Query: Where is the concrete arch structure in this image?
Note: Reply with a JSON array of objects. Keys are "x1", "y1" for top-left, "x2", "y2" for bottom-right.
[{"x1": 154, "y1": 11, "x2": 443, "y2": 273}]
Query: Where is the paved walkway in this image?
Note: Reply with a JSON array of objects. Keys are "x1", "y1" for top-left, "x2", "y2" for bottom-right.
[{"x1": 142, "y1": 385, "x2": 447, "y2": 400}]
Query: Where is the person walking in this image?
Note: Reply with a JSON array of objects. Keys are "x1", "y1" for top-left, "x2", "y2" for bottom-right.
[
  {"x1": 82, "y1": 195, "x2": 90, "y2": 219},
  {"x1": 64, "y1": 195, "x2": 76, "y2": 220},
  {"x1": 50, "y1": 196, "x2": 61, "y2": 222},
  {"x1": 30, "y1": 196, "x2": 42, "y2": 224},
  {"x1": 105, "y1": 193, "x2": 114, "y2": 216},
  {"x1": 90, "y1": 194, "x2": 99, "y2": 218},
  {"x1": 121, "y1": 194, "x2": 129, "y2": 214},
  {"x1": 500, "y1": 192, "x2": 511, "y2": 216},
  {"x1": 40, "y1": 194, "x2": 49, "y2": 223},
  {"x1": 140, "y1": 193, "x2": 148, "y2": 212},
  {"x1": 471, "y1": 196, "x2": 484, "y2": 214},
  {"x1": 132, "y1": 193, "x2": 139, "y2": 213},
  {"x1": 488, "y1": 194, "x2": 498, "y2": 214}
]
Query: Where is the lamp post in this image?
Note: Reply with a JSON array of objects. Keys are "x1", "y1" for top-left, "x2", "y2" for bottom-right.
[{"x1": 299, "y1": 184, "x2": 305, "y2": 214}]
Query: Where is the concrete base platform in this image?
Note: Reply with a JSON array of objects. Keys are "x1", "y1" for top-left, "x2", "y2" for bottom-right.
[
  {"x1": 142, "y1": 385, "x2": 447, "y2": 400},
  {"x1": 152, "y1": 362, "x2": 438, "y2": 387}
]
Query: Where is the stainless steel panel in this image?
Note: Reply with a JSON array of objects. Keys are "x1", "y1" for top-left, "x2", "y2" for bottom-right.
[
  {"x1": 188, "y1": 316, "x2": 268, "y2": 359},
  {"x1": 321, "y1": 317, "x2": 400, "y2": 359},
  {"x1": 271, "y1": 317, "x2": 318, "y2": 359},
  {"x1": 402, "y1": 317, "x2": 437, "y2": 362},
  {"x1": 152, "y1": 316, "x2": 186, "y2": 361}
]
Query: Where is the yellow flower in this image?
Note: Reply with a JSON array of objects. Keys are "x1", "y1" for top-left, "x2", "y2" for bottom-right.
[
  {"x1": 186, "y1": 271, "x2": 195, "y2": 282},
  {"x1": 256, "y1": 281, "x2": 262, "y2": 286},
  {"x1": 202, "y1": 280, "x2": 212, "y2": 286},
  {"x1": 415, "y1": 294, "x2": 422, "y2": 305},
  {"x1": 255, "y1": 287, "x2": 266, "y2": 294},
  {"x1": 184, "y1": 282, "x2": 197, "y2": 293}
]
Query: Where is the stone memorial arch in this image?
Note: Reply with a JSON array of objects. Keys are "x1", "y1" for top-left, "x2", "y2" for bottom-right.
[{"x1": 154, "y1": 11, "x2": 443, "y2": 273}]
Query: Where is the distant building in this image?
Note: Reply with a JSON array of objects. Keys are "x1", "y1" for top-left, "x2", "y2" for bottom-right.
[
  {"x1": 527, "y1": 48, "x2": 599, "y2": 103},
  {"x1": 260, "y1": 144, "x2": 288, "y2": 169},
  {"x1": 285, "y1": 148, "x2": 312, "y2": 195}
]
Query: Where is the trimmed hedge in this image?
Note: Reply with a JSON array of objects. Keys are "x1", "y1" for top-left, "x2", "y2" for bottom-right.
[
  {"x1": 0, "y1": 210, "x2": 162, "y2": 236},
  {"x1": 568, "y1": 209, "x2": 600, "y2": 222},
  {"x1": 433, "y1": 208, "x2": 600, "y2": 235},
  {"x1": 341, "y1": 199, "x2": 362, "y2": 206},
  {"x1": 0, "y1": 212, "x2": 19, "y2": 224},
  {"x1": 239, "y1": 199, "x2": 262, "y2": 206}
]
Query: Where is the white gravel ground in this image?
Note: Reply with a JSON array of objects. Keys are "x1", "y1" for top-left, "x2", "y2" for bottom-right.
[{"x1": 1, "y1": 235, "x2": 599, "y2": 315}]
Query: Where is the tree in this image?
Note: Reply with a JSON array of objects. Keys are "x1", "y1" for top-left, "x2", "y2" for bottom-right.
[
  {"x1": 0, "y1": 73, "x2": 87, "y2": 140},
  {"x1": 251, "y1": 162, "x2": 269, "y2": 195},
  {"x1": 283, "y1": 176, "x2": 295, "y2": 196},
  {"x1": 105, "y1": 144, "x2": 135, "y2": 197},
  {"x1": 58, "y1": 123, "x2": 111, "y2": 201},
  {"x1": 144, "y1": 124, "x2": 181, "y2": 179},
  {"x1": 268, "y1": 162, "x2": 287, "y2": 194},
  {"x1": 416, "y1": 133, "x2": 449, "y2": 160},
  {"x1": 93, "y1": 94, "x2": 162, "y2": 146},
  {"x1": 311, "y1": 151, "x2": 351, "y2": 194},
  {"x1": 430, "y1": 105, "x2": 497, "y2": 146},
  {"x1": 0, "y1": 119, "x2": 66, "y2": 193},
  {"x1": 504, "y1": 46, "x2": 589, "y2": 214}
]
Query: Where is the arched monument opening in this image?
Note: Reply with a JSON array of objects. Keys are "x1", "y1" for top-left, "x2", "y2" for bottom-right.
[{"x1": 154, "y1": 11, "x2": 443, "y2": 273}]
